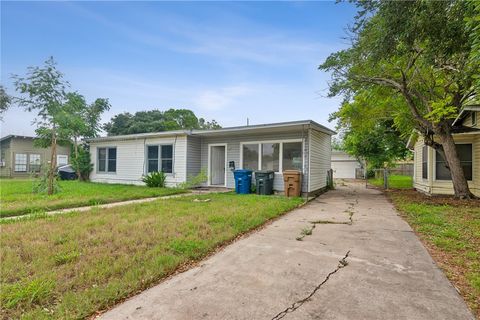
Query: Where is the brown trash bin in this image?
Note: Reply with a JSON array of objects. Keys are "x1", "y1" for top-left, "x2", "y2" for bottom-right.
[{"x1": 283, "y1": 170, "x2": 302, "y2": 197}]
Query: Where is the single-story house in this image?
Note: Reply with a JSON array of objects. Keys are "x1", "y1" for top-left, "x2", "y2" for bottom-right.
[
  {"x1": 0, "y1": 135, "x2": 71, "y2": 178},
  {"x1": 407, "y1": 105, "x2": 479, "y2": 197},
  {"x1": 331, "y1": 150, "x2": 363, "y2": 179},
  {"x1": 86, "y1": 120, "x2": 336, "y2": 196}
]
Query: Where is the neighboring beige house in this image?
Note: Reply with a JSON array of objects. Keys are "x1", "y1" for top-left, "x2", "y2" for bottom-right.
[
  {"x1": 407, "y1": 106, "x2": 480, "y2": 197},
  {"x1": 0, "y1": 135, "x2": 71, "y2": 178}
]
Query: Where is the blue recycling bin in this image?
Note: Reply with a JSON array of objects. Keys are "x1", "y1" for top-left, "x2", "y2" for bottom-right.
[{"x1": 233, "y1": 169, "x2": 253, "y2": 194}]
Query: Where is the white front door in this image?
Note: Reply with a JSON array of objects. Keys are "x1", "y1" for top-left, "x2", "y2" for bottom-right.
[{"x1": 210, "y1": 145, "x2": 226, "y2": 186}]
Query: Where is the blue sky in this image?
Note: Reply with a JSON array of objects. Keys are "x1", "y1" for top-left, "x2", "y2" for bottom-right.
[{"x1": 1, "y1": 1, "x2": 357, "y2": 136}]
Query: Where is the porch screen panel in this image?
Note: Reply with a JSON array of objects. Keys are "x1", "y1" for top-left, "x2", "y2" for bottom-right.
[
  {"x1": 261, "y1": 143, "x2": 280, "y2": 172},
  {"x1": 243, "y1": 144, "x2": 259, "y2": 170},
  {"x1": 283, "y1": 142, "x2": 302, "y2": 171}
]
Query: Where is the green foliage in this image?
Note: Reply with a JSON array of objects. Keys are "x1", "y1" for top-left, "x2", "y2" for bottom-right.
[
  {"x1": 178, "y1": 170, "x2": 208, "y2": 189},
  {"x1": 103, "y1": 108, "x2": 221, "y2": 136},
  {"x1": 0, "y1": 85, "x2": 11, "y2": 118},
  {"x1": 32, "y1": 169, "x2": 61, "y2": 195},
  {"x1": 71, "y1": 145, "x2": 93, "y2": 181},
  {"x1": 341, "y1": 119, "x2": 410, "y2": 169},
  {"x1": 142, "y1": 171, "x2": 167, "y2": 188},
  {"x1": 320, "y1": 0, "x2": 479, "y2": 129}
]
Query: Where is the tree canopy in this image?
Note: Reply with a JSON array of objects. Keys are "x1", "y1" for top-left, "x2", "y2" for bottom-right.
[
  {"x1": 103, "y1": 108, "x2": 221, "y2": 136},
  {"x1": 320, "y1": 0, "x2": 479, "y2": 198}
]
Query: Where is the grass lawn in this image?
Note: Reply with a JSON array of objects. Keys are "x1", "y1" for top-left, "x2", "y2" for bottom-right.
[
  {"x1": 0, "y1": 179, "x2": 187, "y2": 218},
  {"x1": 389, "y1": 190, "x2": 480, "y2": 318},
  {"x1": 369, "y1": 174, "x2": 413, "y2": 189},
  {"x1": 0, "y1": 193, "x2": 303, "y2": 319}
]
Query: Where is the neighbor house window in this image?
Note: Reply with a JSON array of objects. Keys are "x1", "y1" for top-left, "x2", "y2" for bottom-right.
[
  {"x1": 242, "y1": 144, "x2": 259, "y2": 171},
  {"x1": 422, "y1": 145, "x2": 428, "y2": 179},
  {"x1": 14, "y1": 153, "x2": 27, "y2": 172},
  {"x1": 435, "y1": 144, "x2": 472, "y2": 181},
  {"x1": 98, "y1": 147, "x2": 117, "y2": 173},
  {"x1": 146, "y1": 145, "x2": 173, "y2": 173},
  {"x1": 472, "y1": 112, "x2": 477, "y2": 126},
  {"x1": 241, "y1": 140, "x2": 303, "y2": 172},
  {"x1": 57, "y1": 154, "x2": 68, "y2": 166},
  {"x1": 283, "y1": 142, "x2": 303, "y2": 171},
  {"x1": 29, "y1": 154, "x2": 41, "y2": 172}
]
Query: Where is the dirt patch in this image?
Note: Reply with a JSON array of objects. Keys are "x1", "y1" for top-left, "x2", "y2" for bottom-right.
[{"x1": 386, "y1": 188, "x2": 480, "y2": 208}]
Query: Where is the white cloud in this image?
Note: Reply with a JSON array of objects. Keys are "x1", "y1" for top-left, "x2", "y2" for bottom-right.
[{"x1": 195, "y1": 86, "x2": 252, "y2": 111}]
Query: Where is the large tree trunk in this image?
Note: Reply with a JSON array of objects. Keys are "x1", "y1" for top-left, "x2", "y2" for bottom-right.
[
  {"x1": 48, "y1": 128, "x2": 57, "y2": 195},
  {"x1": 435, "y1": 130, "x2": 474, "y2": 199}
]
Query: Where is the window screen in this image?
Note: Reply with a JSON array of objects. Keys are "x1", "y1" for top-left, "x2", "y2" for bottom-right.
[
  {"x1": 422, "y1": 146, "x2": 428, "y2": 179},
  {"x1": 14, "y1": 153, "x2": 27, "y2": 172},
  {"x1": 98, "y1": 148, "x2": 107, "y2": 172},
  {"x1": 146, "y1": 145, "x2": 173, "y2": 173},
  {"x1": 243, "y1": 144, "x2": 259, "y2": 170},
  {"x1": 435, "y1": 144, "x2": 472, "y2": 180},
  {"x1": 147, "y1": 146, "x2": 159, "y2": 173},
  {"x1": 107, "y1": 148, "x2": 117, "y2": 172},
  {"x1": 161, "y1": 145, "x2": 173, "y2": 173},
  {"x1": 283, "y1": 142, "x2": 302, "y2": 171},
  {"x1": 29, "y1": 154, "x2": 41, "y2": 172},
  {"x1": 261, "y1": 143, "x2": 280, "y2": 172}
]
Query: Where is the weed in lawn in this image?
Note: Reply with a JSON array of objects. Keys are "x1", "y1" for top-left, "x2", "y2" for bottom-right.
[{"x1": 53, "y1": 251, "x2": 80, "y2": 266}]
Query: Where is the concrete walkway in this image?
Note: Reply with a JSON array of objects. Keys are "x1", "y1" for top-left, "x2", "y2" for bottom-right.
[{"x1": 99, "y1": 181, "x2": 474, "y2": 320}]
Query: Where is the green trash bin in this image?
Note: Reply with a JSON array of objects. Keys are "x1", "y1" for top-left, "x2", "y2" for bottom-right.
[{"x1": 255, "y1": 170, "x2": 275, "y2": 195}]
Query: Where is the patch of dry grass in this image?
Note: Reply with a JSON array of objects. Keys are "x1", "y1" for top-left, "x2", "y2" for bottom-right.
[{"x1": 0, "y1": 193, "x2": 303, "y2": 319}]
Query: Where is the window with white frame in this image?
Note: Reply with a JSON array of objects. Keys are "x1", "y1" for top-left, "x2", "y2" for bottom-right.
[
  {"x1": 146, "y1": 144, "x2": 173, "y2": 173},
  {"x1": 98, "y1": 147, "x2": 117, "y2": 173},
  {"x1": 57, "y1": 154, "x2": 68, "y2": 166},
  {"x1": 472, "y1": 112, "x2": 477, "y2": 126},
  {"x1": 14, "y1": 153, "x2": 27, "y2": 172},
  {"x1": 29, "y1": 154, "x2": 41, "y2": 172},
  {"x1": 241, "y1": 140, "x2": 303, "y2": 172}
]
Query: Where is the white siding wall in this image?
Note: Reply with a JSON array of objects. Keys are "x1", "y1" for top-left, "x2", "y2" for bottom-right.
[
  {"x1": 199, "y1": 130, "x2": 310, "y2": 192},
  {"x1": 186, "y1": 136, "x2": 201, "y2": 178},
  {"x1": 89, "y1": 135, "x2": 187, "y2": 186},
  {"x1": 308, "y1": 129, "x2": 332, "y2": 192}
]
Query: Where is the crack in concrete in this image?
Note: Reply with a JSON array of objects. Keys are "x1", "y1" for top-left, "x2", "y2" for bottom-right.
[
  {"x1": 296, "y1": 194, "x2": 358, "y2": 240},
  {"x1": 271, "y1": 250, "x2": 351, "y2": 320}
]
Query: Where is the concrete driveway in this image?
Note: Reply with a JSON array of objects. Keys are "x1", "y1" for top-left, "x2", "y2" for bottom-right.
[{"x1": 100, "y1": 181, "x2": 474, "y2": 320}]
